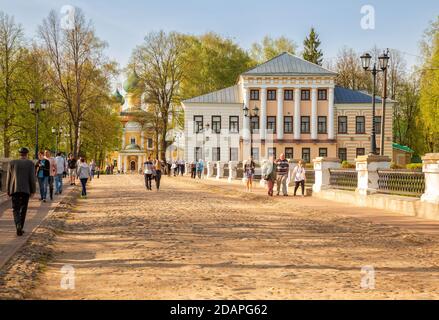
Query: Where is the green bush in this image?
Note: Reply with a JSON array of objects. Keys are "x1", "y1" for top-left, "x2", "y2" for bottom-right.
[
  {"x1": 406, "y1": 163, "x2": 423, "y2": 170},
  {"x1": 341, "y1": 161, "x2": 355, "y2": 169}
]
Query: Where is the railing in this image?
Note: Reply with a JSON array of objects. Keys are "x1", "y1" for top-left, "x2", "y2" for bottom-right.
[
  {"x1": 305, "y1": 170, "x2": 315, "y2": 186},
  {"x1": 329, "y1": 169, "x2": 358, "y2": 191},
  {"x1": 377, "y1": 170, "x2": 425, "y2": 197}
]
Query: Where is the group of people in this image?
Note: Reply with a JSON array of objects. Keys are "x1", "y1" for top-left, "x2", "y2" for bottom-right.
[
  {"x1": 143, "y1": 156, "x2": 163, "y2": 191},
  {"x1": 6, "y1": 147, "x2": 99, "y2": 236},
  {"x1": 170, "y1": 159, "x2": 186, "y2": 176},
  {"x1": 244, "y1": 153, "x2": 307, "y2": 197}
]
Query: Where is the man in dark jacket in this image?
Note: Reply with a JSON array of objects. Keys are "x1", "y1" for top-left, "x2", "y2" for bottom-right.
[{"x1": 6, "y1": 147, "x2": 36, "y2": 236}]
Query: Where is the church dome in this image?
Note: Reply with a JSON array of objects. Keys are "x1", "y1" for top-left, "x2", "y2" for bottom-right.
[
  {"x1": 123, "y1": 71, "x2": 140, "y2": 93},
  {"x1": 125, "y1": 143, "x2": 141, "y2": 151}
]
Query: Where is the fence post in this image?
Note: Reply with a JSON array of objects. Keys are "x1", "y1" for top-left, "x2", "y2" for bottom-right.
[
  {"x1": 259, "y1": 159, "x2": 268, "y2": 187},
  {"x1": 206, "y1": 161, "x2": 214, "y2": 178},
  {"x1": 228, "y1": 161, "x2": 237, "y2": 183},
  {"x1": 216, "y1": 161, "x2": 223, "y2": 180},
  {"x1": 185, "y1": 162, "x2": 190, "y2": 176},
  {"x1": 421, "y1": 153, "x2": 439, "y2": 204},
  {"x1": 312, "y1": 157, "x2": 341, "y2": 193},
  {"x1": 356, "y1": 155, "x2": 391, "y2": 195}
]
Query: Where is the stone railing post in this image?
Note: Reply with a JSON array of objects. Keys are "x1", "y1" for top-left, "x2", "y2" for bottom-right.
[
  {"x1": 421, "y1": 153, "x2": 439, "y2": 204},
  {"x1": 216, "y1": 161, "x2": 223, "y2": 179},
  {"x1": 206, "y1": 161, "x2": 214, "y2": 179},
  {"x1": 355, "y1": 155, "x2": 391, "y2": 196},
  {"x1": 312, "y1": 157, "x2": 341, "y2": 193},
  {"x1": 259, "y1": 159, "x2": 268, "y2": 187},
  {"x1": 185, "y1": 162, "x2": 190, "y2": 176},
  {"x1": 228, "y1": 161, "x2": 237, "y2": 183}
]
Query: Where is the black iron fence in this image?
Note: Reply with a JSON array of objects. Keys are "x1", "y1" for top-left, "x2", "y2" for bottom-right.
[
  {"x1": 377, "y1": 170, "x2": 425, "y2": 197},
  {"x1": 329, "y1": 169, "x2": 358, "y2": 191}
]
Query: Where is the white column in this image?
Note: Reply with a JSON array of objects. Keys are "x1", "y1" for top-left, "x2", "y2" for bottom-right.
[
  {"x1": 311, "y1": 88, "x2": 318, "y2": 140},
  {"x1": 260, "y1": 88, "x2": 267, "y2": 140},
  {"x1": 242, "y1": 87, "x2": 250, "y2": 141},
  {"x1": 421, "y1": 153, "x2": 439, "y2": 204},
  {"x1": 228, "y1": 161, "x2": 237, "y2": 183},
  {"x1": 294, "y1": 88, "x2": 301, "y2": 140},
  {"x1": 328, "y1": 87, "x2": 335, "y2": 140},
  {"x1": 277, "y1": 88, "x2": 284, "y2": 140},
  {"x1": 122, "y1": 129, "x2": 126, "y2": 149},
  {"x1": 312, "y1": 157, "x2": 341, "y2": 193}
]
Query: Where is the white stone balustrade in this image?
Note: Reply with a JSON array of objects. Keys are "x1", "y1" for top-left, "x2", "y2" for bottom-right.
[
  {"x1": 421, "y1": 153, "x2": 439, "y2": 204},
  {"x1": 312, "y1": 157, "x2": 341, "y2": 193},
  {"x1": 216, "y1": 161, "x2": 223, "y2": 180},
  {"x1": 356, "y1": 155, "x2": 391, "y2": 196},
  {"x1": 206, "y1": 161, "x2": 214, "y2": 179},
  {"x1": 228, "y1": 161, "x2": 237, "y2": 183}
]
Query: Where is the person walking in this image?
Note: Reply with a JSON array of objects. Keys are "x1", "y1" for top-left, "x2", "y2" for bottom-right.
[
  {"x1": 35, "y1": 152, "x2": 50, "y2": 202},
  {"x1": 90, "y1": 160, "x2": 96, "y2": 180},
  {"x1": 143, "y1": 157, "x2": 154, "y2": 191},
  {"x1": 45, "y1": 150, "x2": 56, "y2": 200},
  {"x1": 6, "y1": 148, "x2": 36, "y2": 236},
  {"x1": 67, "y1": 153, "x2": 77, "y2": 186},
  {"x1": 275, "y1": 153, "x2": 290, "y2": 196},
  {"x1": 196, "y1": 159, "x2": 204, "y2": 179},
  {"x1": 262, "y1": 156, "x2": 276, "y2": 197},
  {"x1": 55, "y1": 152, "x2": 67, "y2": 195},
  {"x1": 190, "y1": 161, "x2": 197, "y2": 179},
  {"x1": 293, "y1": 160, "x2": 307, "y2": 197},
  {"x1": 244, "y1": 156, "x2": 256, "y2": 192},
  {"x1": 154, "y1": 158, "x2": 162, "y2": 191},
  {"x1": 76, "y1": 157, "x2": 91, "y2": 198}
]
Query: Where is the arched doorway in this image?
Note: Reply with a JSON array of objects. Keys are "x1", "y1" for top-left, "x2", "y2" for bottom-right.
[{"x1": 130, "y1": 160, "x2": 136, "y2": 172}]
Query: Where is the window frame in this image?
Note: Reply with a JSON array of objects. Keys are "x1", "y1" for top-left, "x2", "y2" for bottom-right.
[
  {"x1": 284, "y1": 116, "x2": 293, "y2": 134},
  {"x1": 318, "y1": 89, "x2": 327, "y2": 101},
  {"x1": 301, "y1": 116, "x2": 310, "y2": 134},
  {"x1": 195, "y1": 147, "x2": 203, "y2": 161},
  {"x1": 211, "y1": 115, "x2": 221, "y2": 134},
  {"x1": 318, "y1": 116, "x2": 327, "y2": 134},
  {"x1": 374, "y1": 116, "x2": 382, "y2": 135},
  {"x1": 194, "y1": 115, "x2": 204, "y2": 134},
  {"x1": 302, "y1": 148, "x2": 311, "y2": 163},
  {"x1": 250, "y1": 116, "x2": 260, "y2": 133},
  {"x1": 229, "y1": 147, "x2": 238, "y2": 161},
  {"x1": 356, "y1": 148, "x2": 366, "y2": 157},
  {"x1": 267, "y1": 147, "x2": 277, "y2": 159},
  {"x1": 229, "y1": 116, "x2": 239, "y2": 134},
  {"x1": 301, "y1": 89, "x2": 311, "y2": 101},
  {"x1": 285, "y1": 147, "x2": 294, "y2": 160},
  {"x1": 338, "y1": 148, "x2": 347, "y2": 162},
  {"x1": 284, "y1": 90, "x2": 294, "y2": 101},
  {"x1": 250, "y1": 89, "x2": 260, "y2": 101},
  {"x1": 319, "y1": 148, "x2": 328, "y2": 158},
  {"x1": 338, "y1": 116, "x2": 348, "y2": 134},
  {"x1": 267, "y1": 89, "x2": 277, "y2": 101},
  {"x1": 356, "y1": 116, "x2": 366, "y2": 134},
  {"x1": 267, "y1": 116, "x2": 276, "y2": 134},
  {"x1": 212, "y1": 147, "x2": 221, "y2": 161}
]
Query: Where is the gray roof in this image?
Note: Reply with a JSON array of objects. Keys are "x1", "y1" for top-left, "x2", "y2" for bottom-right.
[
  {"x1": 243, "y1": 52, "x2": 337, "y2": 76},
  {"x1": 183, "y1": 85, "x2": 242, "y2": 104}
]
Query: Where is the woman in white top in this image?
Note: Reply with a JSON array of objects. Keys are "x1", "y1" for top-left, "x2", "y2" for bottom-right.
[{"x1": 292, "y1": 160, "x2": 306, "y2": 197}]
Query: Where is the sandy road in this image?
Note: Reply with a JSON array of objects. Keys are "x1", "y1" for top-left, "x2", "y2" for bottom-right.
[{"x1": 29, "y1": 174, "x2": 439, "y2": 299}]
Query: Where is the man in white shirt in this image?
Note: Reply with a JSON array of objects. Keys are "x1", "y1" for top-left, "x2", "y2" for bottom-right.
[{"x1": 55, "y1": 152, "x2": 67, "y2": 195}]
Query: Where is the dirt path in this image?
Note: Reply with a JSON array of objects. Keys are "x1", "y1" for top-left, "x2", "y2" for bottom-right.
[{"x1": 30, "y1": 175, "x2": 439, "y2": 299}]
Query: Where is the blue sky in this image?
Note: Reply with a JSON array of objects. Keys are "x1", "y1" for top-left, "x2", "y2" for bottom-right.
[{"x1": 1, "y1": 0, "x2": 438, "y2": 71}]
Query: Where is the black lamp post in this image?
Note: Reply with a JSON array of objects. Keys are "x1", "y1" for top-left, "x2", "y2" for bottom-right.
[
  {"x1": 360, "y1": 50, "x2": 390, "y2": 156},
  {"x1": 243, "y1": 105, "x2": 260, "y2": 159},
  {"x1": 52, "y1": 127, "x2": 63, "y2": 154},
  {"x1": 30, "y1": 100, "x2": 47, "y2": 159}
]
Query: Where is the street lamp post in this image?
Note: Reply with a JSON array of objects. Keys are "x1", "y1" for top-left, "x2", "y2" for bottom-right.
[
  {"x1": 243, "y1": 104, "x2": 259, "y2": 159},
  {"x1": 29, "y1": 100, "x2": 47, "y2": 159},
  {"x1": 360, "y1": 50, "x2": 390, "y2": 155}
]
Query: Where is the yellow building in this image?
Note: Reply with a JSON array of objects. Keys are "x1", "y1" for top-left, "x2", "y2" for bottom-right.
[{"x1": 107, "y1": 72, "x2": 155, "y2": 173}]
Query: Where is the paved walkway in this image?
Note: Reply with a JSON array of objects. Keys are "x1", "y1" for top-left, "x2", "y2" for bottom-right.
[
  {"x1": 0, "y1": 182, "x2": 74, "y2": 269},
  {"x1": 27, "y1": 175, "x2": 439, "y2": 300}
]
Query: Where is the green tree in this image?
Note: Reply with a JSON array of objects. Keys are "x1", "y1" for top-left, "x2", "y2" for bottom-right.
[
  {"x1": 302, "y1": 27, "x2": 323, "y2": 65},
  {"x1": 250, "y1": 36, "x2": 297, "y2": 63}
]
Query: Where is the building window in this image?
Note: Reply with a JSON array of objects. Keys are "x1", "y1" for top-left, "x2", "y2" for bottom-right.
[
  {"x1": 356, "y1": 148, "x2": 365, "y2": 157},
  {"x1": 147, "y1": 138, "x2": 153, "y2": 149},
  {"x1": 230, "y1": 148, "x2": 238, "y2": 161},
  {"x1": 284, "y1": 90, "x2": 294, "y2": 101},
  {"x1": 267, "y1": 116, "x2": 276, "y2": 133},
  {"x1": 251, "y1": 147, "x2": 260, "y2": 161},
  {"x1": 338, "y1": 148, "x2": 347, "y2": 161},
  {"x1": 319, "y1": 148, "x2": 328, "y2": 157},
  {"x1": 284, "y1": 116, "x2": 293, "y2": 134},
  {"x1": 194, "y1": 115, "x2": 203, "y2": 133},
  {"x1": 130, "y1": 137, "x2": 136, "y2": 145},
  {"x1": 301, "y1": 116, "x2": 310, "y2": 134},
  {"x1": 212, "y1": 147, "x2": 221, "y2": 161},
  {"x1": 356, "y1": 116, "x2": 366, "y2": 134},
  {"x1": 318, "y1": 116, "x2": 327, "y2": 134},
  {"x1": 302, "y1": 148, "x2": 311, "y2": 163},
  {"x1": 251, "y1": 116, "x2": 259, "y2": 133},
  {"x1": 229, "y1": 116, "x2": 239, "y2": 133},
  {"x1": 267, "y1": 89, "x2": 276, "y2": 101},
  {"x1": 301, "y1": 89, "x2": 310, "y2": 101},
  {"x1": 374, "y1": 116, "x2": 382, "y2": 135},
  {"x1": 195, "y1": 147, "x2": 203, "y2": 161},
  {"x1": 338, "y1": 116, "x2": 348, "y2": 134},
  {"x1": 268, "y1": 148, "x2": 277, "y2": 159},
  {"x1": 285, "y1": 147, "x2": 294, "y2": 159},
  {"x1": 250, "y1": 89, "x2": 259, "y2": 101},
  {"x1": 211, "y1": 116, "x2": 221, "y2": 134},
  {"x1": 318, "y1": 89, "x2": 327, "y2": 100}
]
